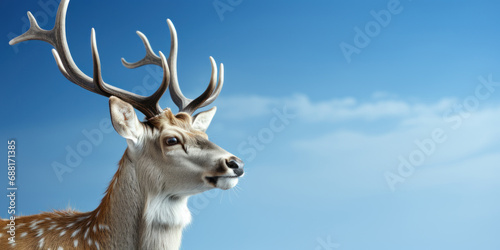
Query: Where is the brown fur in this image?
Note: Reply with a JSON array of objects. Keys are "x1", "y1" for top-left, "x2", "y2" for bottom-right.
[
  {"x1": 0, "y1": 156, "x2": 128, "y2": 249},
  {"x1": 0, "y1": 208, "x2": 110, "y2": 249}
]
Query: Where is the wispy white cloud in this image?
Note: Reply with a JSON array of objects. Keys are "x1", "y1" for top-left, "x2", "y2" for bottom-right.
[
  {"x1": 218, "y1": 93, "x2": 425, "y2": 122},
  {"x1": 291, "y1": 94, "x2": 412, "y2": 122},
  {"x1": 289, "y1": 98, "x2": 500, "y2": 192},
  {"x1": 291, "y1": 104, "x2": 500, "y2": 170}
]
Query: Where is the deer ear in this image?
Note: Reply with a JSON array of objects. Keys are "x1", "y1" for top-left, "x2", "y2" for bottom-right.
[
  {"x1": 109, "y1": 96, "x2": 143, "y2": 144},
  {"x1": 192, "y1": 107, "x2": 217, "y2": 132}
]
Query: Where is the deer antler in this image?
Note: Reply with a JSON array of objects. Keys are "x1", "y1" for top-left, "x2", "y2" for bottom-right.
[
  {"x1": 9, "y1": 0, "x2": 171, "y2": 118},
  {"x1": 122, "y1": 19, "x2": 224, "y2": 115}
]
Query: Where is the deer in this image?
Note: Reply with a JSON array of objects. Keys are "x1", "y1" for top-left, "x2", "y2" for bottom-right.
[{"x1": 2, "y1": 0, "x2": 244, "y2": 249}]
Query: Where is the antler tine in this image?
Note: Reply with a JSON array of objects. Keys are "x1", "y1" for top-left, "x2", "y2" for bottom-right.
[
  {"x1": 121, "y1": 31, "x2": 162, "y2": 69},
  {"x1": 10, "y1": 0, "x2": 98, "y2": 93},
  {"x1": 198, "y1": 61, "x2": 224, "y2": 109},
  {"x1": 166, "y1": 19, "x2": 192, "y2": 111},
  {"x1": 166, "y1": 19, "x2": 224, "y2": 114},
  {"x1": 149, "y1": 51, "x2": 171, "y2": 109},
  {"x1": 182, "y1": 57, "x2": 218, "y2": 114},
  {"x1": 9, "y1": 0, "x2": 171, "y2": 118},
  {"x1": 91, "y1": 29, "x2": 170, "y2": 117},
  {"x1": 9, "y1": 11, "x2": 52, "y2": 46}
]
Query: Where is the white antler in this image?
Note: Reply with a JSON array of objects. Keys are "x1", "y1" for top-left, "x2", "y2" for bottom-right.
[
  {"x1": 9, "y1": 0, "x2": 171, "y2": 118},
  {"x1": 122, "y1": 19, "x2": 224, "y2": 115}
]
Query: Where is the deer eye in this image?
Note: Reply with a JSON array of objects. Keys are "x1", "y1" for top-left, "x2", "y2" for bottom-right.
[{"x1": 165, "y1": 137, "x2": 179, "y2": 146}]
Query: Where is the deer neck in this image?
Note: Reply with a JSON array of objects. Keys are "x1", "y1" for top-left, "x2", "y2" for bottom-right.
[{"x1": 101, "y1": 150, "x2": 191, "y2": 250}]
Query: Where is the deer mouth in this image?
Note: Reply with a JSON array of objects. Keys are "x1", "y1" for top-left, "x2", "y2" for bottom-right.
[{"x1": 205, "y1": 175, "x2": 238, "y2": 185}]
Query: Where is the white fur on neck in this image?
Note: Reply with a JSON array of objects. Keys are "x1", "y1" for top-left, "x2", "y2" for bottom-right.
[{"x1": 144, "y1": 194, "x2": 192, "y2": 228}]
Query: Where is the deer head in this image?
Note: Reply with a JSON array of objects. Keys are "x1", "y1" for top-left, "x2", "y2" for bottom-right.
[
  {"x1": 110, "y1": 98, "x2": 244, "y2": 195},
  {"x1": 9, "y1": 0, "x2": 243, "y2": 201}
]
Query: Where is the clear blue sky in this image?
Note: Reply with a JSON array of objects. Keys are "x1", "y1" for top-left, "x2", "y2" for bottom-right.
[{"x1": 2, "y1": 0, "x2": 500, "y2": 249}]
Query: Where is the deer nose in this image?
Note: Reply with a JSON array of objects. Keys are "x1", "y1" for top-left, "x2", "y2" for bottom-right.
[{"x1": 226, "y1": 158, "x2": 244, "y2": 176}]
